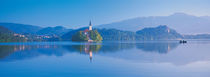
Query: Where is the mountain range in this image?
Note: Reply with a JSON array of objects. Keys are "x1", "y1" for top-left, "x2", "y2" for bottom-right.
[
  {"x1": 36, "y1": 26, "x2": 72, "y2": 36},
  {"x1": 97, "y1": 13, "x2": 210, "y2": 34},
  {"x1": 0, "y1": 13, "x2": 210, "y2": 41},
  {"x1": 0, "y1": 22, "x2": 183, "y2": 41},
  {"x1": 62, "y1": 25, "x2": 182, "y2": 41},
  {"x1": 0, "y1": 26, "x2": 26, "y2": 42},
  {"x1": 0, "y1": 23, "x2": 42, "y2": 34},
  {"x1": 0, "y1": 23, "x2": 71, "y2": 36}
]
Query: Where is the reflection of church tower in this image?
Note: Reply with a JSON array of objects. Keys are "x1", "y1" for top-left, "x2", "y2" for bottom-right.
[
  {"x1": 89, "y1": 51, "x2": 93, "y2": 62},
  {"x1": 84, "y1": 43, "x2": 93, "y2": 62},
  {"x1": 88, "y1": 20, "x2": 93, "y2": 42},
  {"x1": 89, "y1": 20, "x2": 92, "y2": 31}
]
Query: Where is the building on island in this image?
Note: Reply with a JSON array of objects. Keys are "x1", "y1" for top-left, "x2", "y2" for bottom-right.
[
  {"x1": 89, "y1": 20, "x2": 92, "y2": 31},
  {"x1": 72, "y1": 20, "x2": 102, "y2": 42},
  {"x1": 84, "y1": 20, "x2": 93, "y2": 42}
]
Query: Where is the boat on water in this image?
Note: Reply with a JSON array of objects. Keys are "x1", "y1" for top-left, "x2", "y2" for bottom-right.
[{"x1": 179, "y1": 40, "x2": 187, "y2": 43}]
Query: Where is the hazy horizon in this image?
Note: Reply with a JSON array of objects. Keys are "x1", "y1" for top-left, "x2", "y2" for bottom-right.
[
  {"x1": 0, "y1": 12, "x2": 209, "y2": 28},
  {"x1": 1, "y1": 1, "x2": 210, "y2": 77},
  {"x1": 0, "y1": 0, "x2": 210, "y2": 29}
]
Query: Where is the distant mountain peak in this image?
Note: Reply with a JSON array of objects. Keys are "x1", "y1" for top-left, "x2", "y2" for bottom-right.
[
  {"x1": 98, "y1": 12, "x2": 210, "y2": 34},
  {"x1": 54, "y1": 26, "x2": 65, "y2": 28},
  {"x1": 170, "y1": 12, "x2": 195, "y2": 17},
  {"x1": 157, "y1": 25, "x2": 168, "y2": 28},
  {"x1": 141, "y1": 25, "x2": 171, "y2": 31},
  {"x1": 172, "y1": 12, "x2": 188, "y2": 15}
]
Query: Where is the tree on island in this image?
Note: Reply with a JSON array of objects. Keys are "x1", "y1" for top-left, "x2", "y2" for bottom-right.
[
  {"x1": 71, "y1": 30, "x2": 103, "y2": 42},
  {"x1": 89, "y1": 30, "x2": 103, "y2": 41}
]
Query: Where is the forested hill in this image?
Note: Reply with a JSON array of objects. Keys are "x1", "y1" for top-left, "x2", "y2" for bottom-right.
[
  {"x1": 136, "y1": 25, "x2": 183, "y2": 40},
  {"x1": 0, "y1": 26, "x2": 13, "y2": 34},
  {"x1": 97, "y1": 29, "x2": 136, "y2": 40},
  {"x1": 62, "y1": 25, "x2": 183, "y2": 41},
  {"x1": 0, "y1": 23, "x2": 71, "y2": 36},
  {"x1": 0, "y1": 22, "x2": 209, "y2": 42},
  {"x1": 0, "y1": 23, "x2": 42, "y2": 34},
  {"x1": 36, "y1": 26, "x2": 72, "y2": 36},
  {"x1": 0, "y1": 26, "x2": 26, "y2": 42}
]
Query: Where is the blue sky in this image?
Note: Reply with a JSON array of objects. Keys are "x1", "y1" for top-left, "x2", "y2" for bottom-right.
[{"x1": 0, "y1": 0, "x2": 210, "y2": 28}]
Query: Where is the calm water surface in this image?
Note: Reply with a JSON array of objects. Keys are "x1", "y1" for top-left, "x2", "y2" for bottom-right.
[{"x1": 0, "y1": 41, "x2": 210, "y2": 77}]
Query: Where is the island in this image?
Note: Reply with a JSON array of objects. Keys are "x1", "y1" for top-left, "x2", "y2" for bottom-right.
[{"x1": 71, "y1": 21, "x2": 103, "y2": 42}]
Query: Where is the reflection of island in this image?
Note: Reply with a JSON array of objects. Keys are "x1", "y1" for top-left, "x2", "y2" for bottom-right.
[
  {"x1": 1, "y1": 42, "x2": 210, "y2": 65},
  {"x1": 65, "y1": 43, "x2": 136, "y2": 53},
  {"x1": 136, "y1": 43, "x2": 179, "y2": 54},
  {"x1": 71, "y1": 43, "x2": 101, "y2": 62},
  {"x1": 0, "y1": 42, "x2": 179, "y2": 61},
  {"x1": 0, "y1": 42, "x2": 180, "y2": 62}
]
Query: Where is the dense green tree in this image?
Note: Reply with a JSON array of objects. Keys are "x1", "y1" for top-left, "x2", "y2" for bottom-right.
[
  {"x1": 89, "y1": 30, "x2": 103, "y2": 41},
  {"x1": 71, "y1": 31, "x2": 88, "y2": 41},
  {"x1": 71, "y1": 30, "x2": 103, "y2": 42},
  {"x1": 0, "y1": 26, "x2": 27, "y2": 42},
  {"x1": 97, "y1": 29, "x2": 136, "y2": 41}
]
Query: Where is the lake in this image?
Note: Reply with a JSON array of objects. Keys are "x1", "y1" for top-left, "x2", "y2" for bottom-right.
[{"x1": 0, "y1": 41, "x2": 210, "y2": 77}]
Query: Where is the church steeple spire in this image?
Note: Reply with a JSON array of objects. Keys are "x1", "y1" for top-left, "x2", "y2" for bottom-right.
[
  {"x1": 89, "y1": 20, "x2": 92, "y2": 30},
  {"x1": 89, "y1": 20, "x2": 92, "y2": 26}
]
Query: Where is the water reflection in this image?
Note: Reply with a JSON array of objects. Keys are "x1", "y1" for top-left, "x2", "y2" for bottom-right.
[
  {"x1": 0, "y1": 45, "x2": 65, "y2": 61},
  {"x1": 71, "y1": 43, "x2": 102, "y2": 62},
  {"x1": 136, "y1": 43, "x2": 179, "y2": 54},
  {"x1": 0, "y1": 42, "x2": 179, "y2": 62},
  {"x1": 0, "y1": 42, "x2": 210, "y2": 77}
]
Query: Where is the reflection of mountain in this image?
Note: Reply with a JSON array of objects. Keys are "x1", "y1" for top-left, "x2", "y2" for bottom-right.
[
  {"x1": 0, "y1": 42, "x2": 210, "y2": 65},
  {"x1": 0, "y1": 46, "x2": 16, "y2": 59},
  {"x1": 136, "y1": 42, "x2": 179, "y2": 54},
  {"x1": 100, "y1": 43, "x2": 136, "y2": 52},
  {"x1": 0, "y1": 45, "x2": 69, "y2": 61},
  {"x1": 0, "y1": 42, "x2": 176, "y2": 61},
  {"x1": 0, "y1": 45, "x2": 40, "y2": 59}
]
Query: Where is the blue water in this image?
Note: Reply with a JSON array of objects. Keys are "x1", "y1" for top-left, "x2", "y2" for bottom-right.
[{"x1": 0, "y1": 41, "x2": 210, "y2": 77}]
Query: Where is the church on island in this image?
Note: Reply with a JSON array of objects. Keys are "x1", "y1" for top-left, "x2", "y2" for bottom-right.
[
  {"x1": 71, "y1": 20, "x2": 102, "y2": 42},
  {"x1": 84, "y1": 21, "x2": 93, "y2": 42}
]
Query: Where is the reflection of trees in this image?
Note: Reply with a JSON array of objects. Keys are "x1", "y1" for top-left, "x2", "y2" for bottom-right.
[
  {"x1": 136, "y1": 43, "x2": 179, "y2": 54},
  {"x1": 0, "y1": 45, "x2": 62, "y2": 61},
  {"x1": 0, "y1": 45, "x2": 35, "y2": 59},
  {"x1": 72, "y1": 44, "x2": 101, "y2": 53},
  {"x1": 65, "y1": 43, "x2": 136, "y2": 53},
  {"x1": 0, "y1": 46, "x2": 16, "y2": 59},
  {"x1": 0, "y1": 42, "x2": 179, "y2": 61},
  {"x1": 70, "y1": 44, "x2": 102, "y2": 62},
  {"x1": 100, "y1": 43, "x2": 135, "y2": 52}
]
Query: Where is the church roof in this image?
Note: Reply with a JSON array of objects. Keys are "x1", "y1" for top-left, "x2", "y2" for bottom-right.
[
  {"x1": 89, "y1": 20, "x2": 92, "y2": 26},
  {"x1": 84, "y1": 29, "x2": 89, "y2": 32}
]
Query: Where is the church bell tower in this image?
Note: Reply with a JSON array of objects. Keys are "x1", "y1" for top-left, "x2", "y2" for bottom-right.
[{"x1": 89, "y1": 20, "x2": 92, "y2": 30}]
